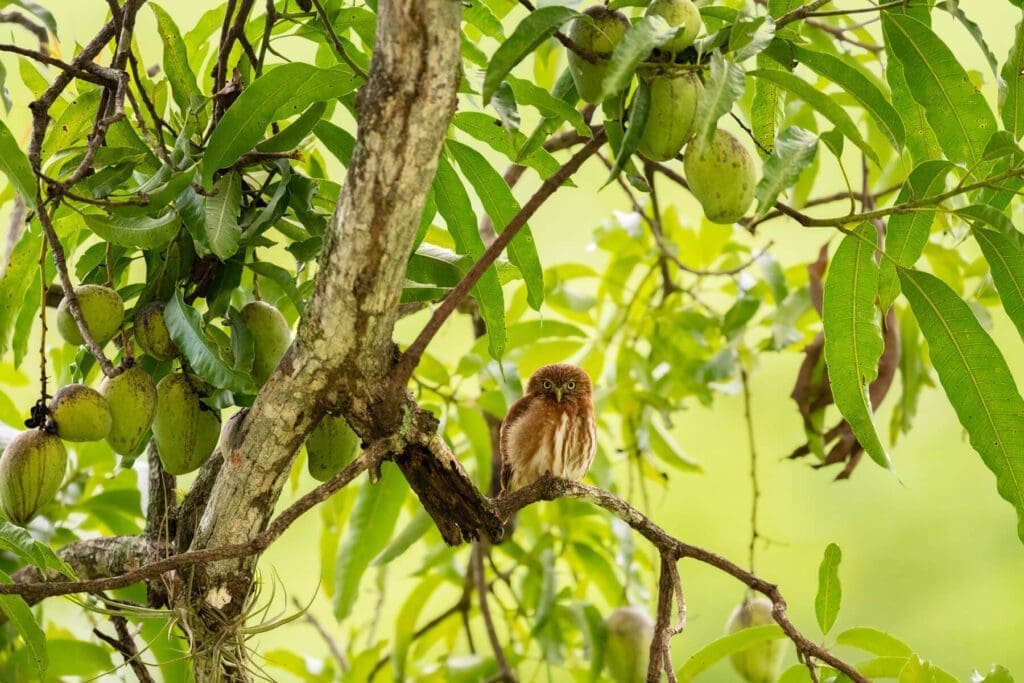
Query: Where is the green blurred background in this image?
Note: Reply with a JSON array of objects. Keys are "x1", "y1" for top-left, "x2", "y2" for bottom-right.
[{"x1": 1, "y1": 2, "x2": 1023, "y2": 680}]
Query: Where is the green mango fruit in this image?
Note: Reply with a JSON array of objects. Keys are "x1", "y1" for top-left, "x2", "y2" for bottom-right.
[
  {"x1": 646, "y1": 0, "x2": 702, "y2": 52},
  {"x1": 134, "y1": 301, "x2": 178, "y2": 361},
  {"x1": 604, "y1": 606, "x2": 654, "y2": 683},
  {"x1": 49, "y1": 384, "x2": 113, "y2": 442},
  {"x1": 306, "y1": 415, "x2": 361, "y2": 481},
  {"x1": 637, "y1": 68, "x2": 702, "y2": 161},
  {"x1": 567, "y1": 6, "x2": 630, "y2": 104},
  {"x1": 683, "y1": 129, "x2": 756, "y2": 224},
  {"x1": 725, "y1": 597, "x2": 786, "y2": 683},
  {"x1": 153, "y1": 373, "x2": 221, "y2": 475},
  {"x1": 99, "y1": 366, "x2": 158, "y2": 456},
  {"x1": 56, "y1": 284, "x2": 124, "y2": 346},
  {"x1": 0, "y1": 429, "x2": 67, "y2": 525},
  {"x1": 240, "y1": 301, "x2": 292, "y2": 385}
]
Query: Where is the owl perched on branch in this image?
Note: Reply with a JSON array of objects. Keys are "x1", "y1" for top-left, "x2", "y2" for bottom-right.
[{"x1": 499, "y1": 363, "x2": 597, "y2": 494}]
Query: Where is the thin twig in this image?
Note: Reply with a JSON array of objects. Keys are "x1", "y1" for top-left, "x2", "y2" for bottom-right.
[
  {"x1": 474, "y1": 542, "x2": 515, "y2": 682},
  {"x1": 392, "y1": 129, "x2": 606, "y2": 389}
]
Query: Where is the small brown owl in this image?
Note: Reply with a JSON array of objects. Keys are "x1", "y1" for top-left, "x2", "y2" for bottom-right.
[{"x1": 499, "y1": 363, "x2": 597, "y2": 494}]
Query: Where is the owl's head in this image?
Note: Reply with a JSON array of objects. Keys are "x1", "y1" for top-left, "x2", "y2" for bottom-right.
[{"x1": 525, "y1": 363, "x2": 593, "y2": 404}]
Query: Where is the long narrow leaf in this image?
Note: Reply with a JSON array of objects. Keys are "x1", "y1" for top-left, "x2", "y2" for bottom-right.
[
  {"x1": 481, "y1": 6, "x2": 577, "y2": 105},
  {"x1": 882, "y1": 13, "x2": 996, "y2": 167},
  {"x1": 433, "y1": 157, "x2": 506, "y2": 360},
  {"x1": 750, "y1": 68, "x2": 879, "y2": 164},
  {"x1": 0, "y1": 120, "x2": 36, "y2": 208},
  {"x1": 753, "y1": 126, "x2": 817, "y2": 219},
  {"x1": 790, "y1": 44, "x2": 905, "y2": 152},
  {"x1": 203, "y1": 64, "x2": 357, "y2": 187},
  {"x1": 878, "y1": 160, "x2": 953, "y2": 311},
  {"x1": 814, "y1": 543, "x2": 842, "y2": 635},
  {"x1": 974, "y1": 227, "x2": 1024, "y2": 338},
  {"x1": 333, "y1": 463, "x2": 407, "y2": 621},
  {"x1": 599, "y1": 15, "x2": 675, "y2": 101},
  {"x1": 448, "y1": 140, "x2": 544, "y2": 310},
  {"x1": 0, "y1": 569, "x2": 46, "y2": 681},
  {"x1": 1002, "y1": 13, "x2": 1024, "y2": 140},
  {"x1": 899, "y1": 268, "x2": 1024, "y2": 542},
  {"x1": 691, "y1": 53, "x2": 746, "y2": 154},
  {"x1": 823, "y1": 223, "x2": 889, "y2": 469},
  {"x1": 165, "y1": 291, "x2": 257, "y2": 394}
]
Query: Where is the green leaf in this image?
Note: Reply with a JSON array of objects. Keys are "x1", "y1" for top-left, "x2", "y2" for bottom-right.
[
  {"x1": 823, "y1": 224, "x2": 889, "y2": 469},
  {"x1": 605, "y1": 77, "x2": 651, "y2": 187},
  {"x1": 0, "y1": 119, "x2": 36, "y2": 207},
  {"x1": 164, "y1": 291, "x2": 257, "y2": 394},
  {"x1": 203, "y1": 64, "x2": 358, "y2": 187},
  {"x1": 1002, "y1": 13, "x2": 1024, "y2": 140},
  {"x1": 882, "y1": 13, "x2": 996, "y2": 167},
  {"x1": 814, "y1": 542, "x2": 842, "y2": 634},
  {"x1": 433, "y1": 156, "x2": 506, "y2": 359},
  {"x1": 878, "y1": 160, "x2": 953, "y2": 311},
  {"x1": 0, "y1": 569, "x2": 46, "y2": 681},
  {"x1": 516, "y1": 69, "x2": 582, "y2": 163},
  {"x1": 599, "y1": 15, "x2": 676, "y2": 101},
  {"x1": 648, "y1": 420, "x2": 701, "y2": 473},
  {"x1": 790, "y1": 44, "x2": 905, "y2": 152},
  {"x1": 692, "y1": 52, "x2": 746, "y2": 154},
  {"x1": 1, "y1": 227, "x2": 41, "y2": 357},
  {"x1": 452, "y1": 112, "x2": 560, "y2": 179},
  {"x1": 245, "y1": 261, "x2": 303, "y2": 313},
  {"x1": 203, "y1": 172, "x2": 241, "y2": 260},
  {"x1": 393, "y1": 574, "x2": 444, "y2": 680},
  {"x1": 753, "y1": 126, "x2": 817, "y2": 218},
  {"x1": 750, "y1": 53, "x2": 786, "y2": 155},
  {"x1": 677, "y1": 625, "x2": 785, "y2": 681},
  {"x1": 506, "y1": 74, "x2": 589, "y2": 136},
  {"x1": 898, "y1": 268, "x2": 1024, "y2": 542},
  {"x1": 333, "y1": 463, "x2": 407, "y2": 621},
  {"x1": 448, "y1": 140, "x2": 544, "y2": 310},
  {"x1": 836, "y1": 627, "x2": 913, "y2": 657},
  {"x1": 939, "y1": 1, "x2": 999, "y2": 77},
  {"x1": 885, "y1": 46, "x2": 941, "y2": 164},
  {"x1": 371, "y1": 511, "x2": 434, "y2": 566},
  {"x1": 312, "y1": 119, "x2": 355, "y2": 167},
  {"x1": 481, "y1": 6, "x2": 578, "y2": 105},
  {"x1": 750, "y1": 68, "x2": 879, "y2": 164},
  {"x1": 150, "y1": 3, "x2": 204, "y2": 114},
  {"x1": 973, "y1": 224, "x2": 1024, "y2": 343},
  {"x1": 83, "y1": 210, "x2": 180, "y2": 249},
  {"x1": 257, "y1": 101, "x2": 327, "y2": 153}
]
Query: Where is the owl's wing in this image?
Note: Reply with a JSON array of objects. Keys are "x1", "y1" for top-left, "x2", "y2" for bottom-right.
[{"x1": 498, "y1": 394, "x2": 534, "y2": 493}]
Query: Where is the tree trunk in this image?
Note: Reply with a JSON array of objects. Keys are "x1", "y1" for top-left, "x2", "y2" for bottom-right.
[{"x1": 184, "y1": 0, "x2": 463, "y2": 677}]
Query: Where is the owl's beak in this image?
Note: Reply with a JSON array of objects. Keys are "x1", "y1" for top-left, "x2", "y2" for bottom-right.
[{"x1": 554, "y1": 387, "x2": 563, "y2": 403}]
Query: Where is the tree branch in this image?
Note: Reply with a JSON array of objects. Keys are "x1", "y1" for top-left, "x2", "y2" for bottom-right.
[
  {"x1": 392, "y1": 128, "x2": 607, "y2": 389},
  {"x1": 494, "y1": 477, "x2": 868, "y2": 682}
]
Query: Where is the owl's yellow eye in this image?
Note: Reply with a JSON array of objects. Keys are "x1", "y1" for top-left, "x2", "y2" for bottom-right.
[
  {"x1": 566, "y1": 381, "x2": 576, "y2": 390},
  {"x1": 542, "y1": 380, "x2": 554, "y2": 390}
]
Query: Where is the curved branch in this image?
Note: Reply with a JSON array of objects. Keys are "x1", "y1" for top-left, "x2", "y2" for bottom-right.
[{"x1": 494, "y1": 477, "x2": 868, "y2": 683}]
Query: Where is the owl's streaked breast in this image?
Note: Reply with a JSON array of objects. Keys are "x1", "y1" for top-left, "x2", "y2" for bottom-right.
[{"x1": 500, "y1": 395, "x2": 596, "y2": 492}]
